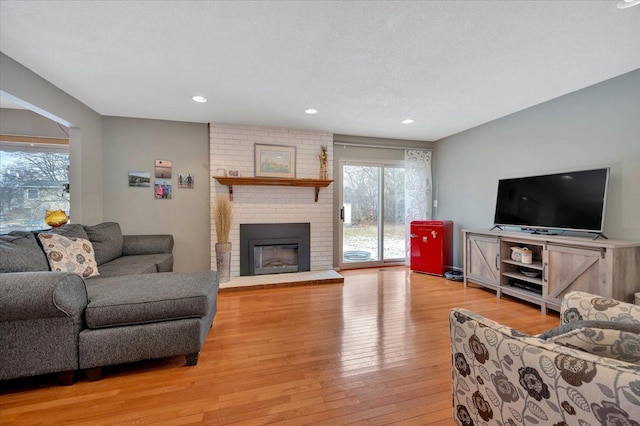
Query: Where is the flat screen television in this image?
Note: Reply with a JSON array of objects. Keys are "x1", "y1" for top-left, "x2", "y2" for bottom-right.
[{"x1": 493, "y1": 167, "x2": 610, "y2": 234}]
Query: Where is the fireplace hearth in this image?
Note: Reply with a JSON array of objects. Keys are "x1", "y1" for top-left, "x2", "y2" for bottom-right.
[{"x1": 240, "y1": 223, "x2": 310, "y2": 276}]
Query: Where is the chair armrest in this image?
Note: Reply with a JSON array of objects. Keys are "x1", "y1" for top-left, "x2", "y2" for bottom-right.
[
  {"x1": 0, "y1": 272, "x2": 87, "y2": 323},
  {"x1": 122, "y1": 234, "x2": 174, "y2": 256},
  {"x1": 450, "y1": 308, "x2": 639, "y2": 425},
  {"x1": 560, "y1": 291, "x2": 640, "y2": 325}
]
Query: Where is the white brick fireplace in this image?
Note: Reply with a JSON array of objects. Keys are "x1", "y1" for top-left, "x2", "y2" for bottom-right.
[{"x1": 209, "y1": 123, "x2": 334, "y2": 280}]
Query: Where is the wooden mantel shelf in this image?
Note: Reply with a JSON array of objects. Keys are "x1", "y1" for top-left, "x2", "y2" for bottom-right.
[{"x1": 213, "y1": 176, "x2": 333, "y2": 202}]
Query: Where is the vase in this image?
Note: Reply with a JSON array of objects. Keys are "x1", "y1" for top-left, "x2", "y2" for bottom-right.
[
  {"x1": 45, "y1": 209, "x2": 68, "y2": 227},
  {"x1": 510, "y1": 246, "x2": 530, "y2": 262},
  {"x1": 215, "y1": 242, "x2": 232, "y2": 283},
  {"x1": 320, "y1": 163, "x2": 327, "y2": 180}
]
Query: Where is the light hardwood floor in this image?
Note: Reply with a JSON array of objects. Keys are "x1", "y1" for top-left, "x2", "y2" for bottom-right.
[{"x1": 0, "y1": 267, "x2": 561, "y2": 425}]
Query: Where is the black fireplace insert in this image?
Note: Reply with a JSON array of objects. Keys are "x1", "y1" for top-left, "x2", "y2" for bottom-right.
[{"x1": 240, "y1": 223, "x2": 310, "y2": 276}]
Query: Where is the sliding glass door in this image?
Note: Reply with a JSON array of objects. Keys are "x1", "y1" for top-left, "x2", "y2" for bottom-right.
[{"x1": 340, "y1": 161, "x2": 405, "y2": 268}]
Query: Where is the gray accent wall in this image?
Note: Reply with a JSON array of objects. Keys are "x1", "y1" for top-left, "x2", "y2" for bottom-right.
[
  {"x1": 0, "y1": 108, "x2": 69, "y2": 138},
  {"x1": 0, "y1": 53, "x2": 211, "y2": 272},
  {"x1": 434, "y1": 69, "x2": 640, "y2": 268},
  {"x1": 0, "y1": 52, "x2": 104, "y2": 225},
  {"x1": 102, "y1": 117, "x2": 210, "y2": 272}
]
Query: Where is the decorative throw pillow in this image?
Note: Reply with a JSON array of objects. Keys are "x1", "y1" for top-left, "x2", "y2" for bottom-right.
[
  {"x1": 538, "y1": 320, "x2": 640, "y2": 365},
  {"x1": 38, "y1": 233, "x2": 100, "y2": 278}
]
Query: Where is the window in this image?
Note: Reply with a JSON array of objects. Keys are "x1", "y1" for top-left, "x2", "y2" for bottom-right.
[
  {"x1": 0, "y1": 137, "x2": 69, "y2": 232},
  {"x1": 27, "y1": 189, "x2": 39, "y2": 200}
]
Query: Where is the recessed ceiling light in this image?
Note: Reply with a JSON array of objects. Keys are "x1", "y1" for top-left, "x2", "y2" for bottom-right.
[
  {"x1": 192, "y1": 96, "x2": 207, "y2": 103},
  {"x1": 305, "y1": 108, "x2": 318, "y2": 114},
  {"x1": 617, "y1": 0, "x2": 640, "y2": 8},
  {"x1": 401, "y1": 118, "x2": 414, "y2": 124}
]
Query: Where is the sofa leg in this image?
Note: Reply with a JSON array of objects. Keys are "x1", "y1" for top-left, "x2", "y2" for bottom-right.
[
  {"x1": 57, "y1": 370, "x2": 75, "y2": 386},
  {"x1": 185, "y1": 352, "x2": 199, "y2": 366},
  {"x1": 85, "y1": 367, "x2": 103, "y2": 382}
]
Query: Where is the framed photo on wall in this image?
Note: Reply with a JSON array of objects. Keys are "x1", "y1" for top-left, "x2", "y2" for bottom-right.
[
  {"x1": 155, "y1": 159, "x2": 172, "y2": 179},
  {"x1": 154, "y1": 179, "x2": 172, "y2": 199},
  {"x1": 255, "y1": 144, "x2": 296, "y2": 178},
  {"x1": 128, "y1": 171, "x2": 150, "y2": 187},
  {"x1": 178, "y1": 173, "x2": 194, "y2": 188}
]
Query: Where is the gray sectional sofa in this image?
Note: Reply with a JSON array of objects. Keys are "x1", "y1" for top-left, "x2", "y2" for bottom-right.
[{"x1": 0, "y1": 222, "x2": 219, "y2": 384}]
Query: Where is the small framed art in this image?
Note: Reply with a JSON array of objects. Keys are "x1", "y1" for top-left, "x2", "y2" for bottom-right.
[
  {"x1": 178, "y1": 173, "x2": 194, "y2": 188},
  {"x1": 254, "y1": 144, "x2": 296, "y2": 178},
  {"x1": 154, "y1": 180, "x2": 172, "y2": 199},
  {"x1": 155, "y1": 159, "x2": 172, "y2": 179},
  {"x1": 128, "y1": 171, "x2": 150, "y2": 187}
]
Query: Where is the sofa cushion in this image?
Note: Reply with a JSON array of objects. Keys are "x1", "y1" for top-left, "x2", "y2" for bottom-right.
[
  {"x1": 0, "y1": 231, "x2": 50, "y2": 272},
  {"x1": 84, "y1": 271, "x2": 216, "y2": 329},
  {"x1": 94, "y1": 259, "x2": 157, "y2": 277},
  {"x1": 38, "y1": 233, "x2": 100, "y2": 278},
  {"x1": 83, "y1": 222, "x2": 123, "y2": 266},
  {"x1": 122, "y1": 234, "x2": 173, "y2": 256},
  {"x1": 93, "y1": 254, "x2": 173, "y2": 278},
  {"x1": 47, "y1": 223, "x2": 90, "y2": 240},
  {"x1": 538, "y1": 320, "x2": 640, "y2": 365}
]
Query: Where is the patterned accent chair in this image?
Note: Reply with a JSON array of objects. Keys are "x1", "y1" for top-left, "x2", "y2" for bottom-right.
[{"x1": 450, "y1": 291, "x2": 640, "y2": 426}]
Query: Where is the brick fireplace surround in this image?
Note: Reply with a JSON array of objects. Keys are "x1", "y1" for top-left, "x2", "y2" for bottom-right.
[{"x1": 210, "y1": 123, "x2": 334, "y2": 287}]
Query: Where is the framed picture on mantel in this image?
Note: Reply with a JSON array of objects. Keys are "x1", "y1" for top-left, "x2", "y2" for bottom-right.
[{"x1": 255, "y1": 144, "x2": 296, "y2": 178}]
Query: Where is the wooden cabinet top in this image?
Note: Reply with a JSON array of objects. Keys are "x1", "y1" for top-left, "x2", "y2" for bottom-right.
[{"x1": 462, "y1": 228, "x2": 640, "y2": 249}]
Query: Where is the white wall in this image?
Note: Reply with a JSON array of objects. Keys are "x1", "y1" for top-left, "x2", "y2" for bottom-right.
[
  {"x1": 434, "y1": 69, "x2": 640, "y2": 267},
  {"x1": 102, "y1": 117, "x2": 211, "y2": 272},
  {"x1": 210, "y1": 123, "x2": 334, "y2": 278}
]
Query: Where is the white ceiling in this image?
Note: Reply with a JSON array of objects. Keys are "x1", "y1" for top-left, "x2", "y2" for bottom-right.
[{"x1": 1, "y1": 1, "x2": 639, "y2": 141}]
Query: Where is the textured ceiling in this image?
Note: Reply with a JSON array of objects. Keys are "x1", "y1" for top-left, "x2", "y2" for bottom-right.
[{"x1": 1, "y1": 1, "x2": 639, "y2": 141}]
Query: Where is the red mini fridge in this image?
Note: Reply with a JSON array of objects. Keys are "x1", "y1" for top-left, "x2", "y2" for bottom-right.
[{"x1": 410, "y1": 220, "x2": 453, "y2": 276}]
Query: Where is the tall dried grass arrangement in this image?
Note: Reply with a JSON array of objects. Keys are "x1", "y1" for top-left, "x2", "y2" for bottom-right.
[{"x1": 213, "y1": 195, "x2": 233, "y2": 244}]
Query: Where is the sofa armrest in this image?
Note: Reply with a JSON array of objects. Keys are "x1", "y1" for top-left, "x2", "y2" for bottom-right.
[
  {"x1": 560, "y1": 291, "x2": 640, "y2": 325},
  {"x1": 0, "y1": 272, "x2": 87, "y2": 323},
  {"x1": 450, "y1": 308, "x2": 639, "y2": 426},
  {"x1": 122, "y1": 234, "x2": 174, "y2": 256}
]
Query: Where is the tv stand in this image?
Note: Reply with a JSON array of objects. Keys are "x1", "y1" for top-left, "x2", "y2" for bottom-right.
[
  {"x1": 592, "y1": 233, "x2": 608, "y2": 240},
  {"x1": 463, "y1": 229, "x2": 640, "y2": 313},
  {"x1": 490, "y1": 225, "x2": 504, "y2": 231}
]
